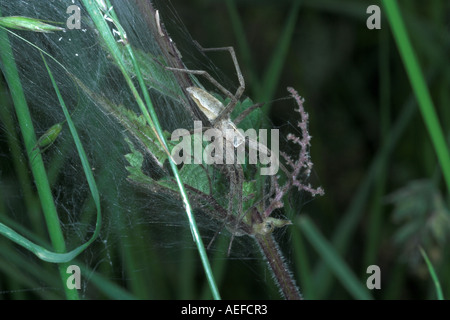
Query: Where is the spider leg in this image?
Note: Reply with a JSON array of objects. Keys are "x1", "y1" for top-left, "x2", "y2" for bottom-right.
[
  {"x1": 226, "y1": 162, "x2": 245, "y2": 256},
  {"x1": 31, "y1": 140, "x2": 58, "y2": 163},
  {"x1": 206, "y1": 163, "x2": 237, "y2": 254},
  {"x1": 207, "y1": 223, "x2": 223, "y2": 250},
  {"x1": 233, "y1": 102, "x2": 264, "y2": 125},
  {"x1": 246, "y1": 137, "x2": 291, "y2": 177},
  {"x1": 194, "y1": 44, "x2": 245, "y2": 123},
  {"x1": 206, "y1": 164, "x2": 235, "y2": 251},
  {"x1": 165, "y1": 67, "x2": 235, "y2": 104},
  {"x1": 193, "y1": 43, "x2": 245, "y2": 96},
  {"x1": 235, "y1": 95, "x2": 296, "y2": 125},
  {"x1": 206, "y1": 144, "x2": 244, "y2": 254},
  {"x1": 167, "y1": 43, "x2": 245, "y2": 124},
  {"x1": 227, "y1": 164, "x2": 237, "y2": 218}
]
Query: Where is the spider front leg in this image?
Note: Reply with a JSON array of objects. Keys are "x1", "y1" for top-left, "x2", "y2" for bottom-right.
[
  {"x1": 165, "y1": 43, "x2": 245, "y2": 124},
  {"x1": 205, "y1": 149, "x2": 246, "y2": 255},
  {"x1": 165, "y1": 67, "x2": 234, "y2": 105},
  {"x1": 205, "y1": 163, "x2": 244, "y2": 254},
  {"x1": 225, "y1": 162, "x2": 245, "y2": 255},
  {"x1": 194, "y1": 43, "x2": 245, "y2": 117}
]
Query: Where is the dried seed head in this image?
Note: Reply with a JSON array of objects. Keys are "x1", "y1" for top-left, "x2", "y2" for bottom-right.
[{"x1": 0, "y1": 16, "x2": 64, "y2": 33}]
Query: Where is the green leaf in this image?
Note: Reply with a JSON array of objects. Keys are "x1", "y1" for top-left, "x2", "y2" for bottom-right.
[
  {"x1": 124, "y1": 137, "x2": 155, "y2": 186},
  {"x1": 179, "y1": 163, "x2": 210, "y2": 195},
  {"x1": 74, "y1": 77, "x2": 169, "y2": 168}
]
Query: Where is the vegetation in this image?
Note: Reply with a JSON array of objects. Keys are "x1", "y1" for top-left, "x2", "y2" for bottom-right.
[{"x1": 0, "y1": 0, "x2": 448, "y2": 299}]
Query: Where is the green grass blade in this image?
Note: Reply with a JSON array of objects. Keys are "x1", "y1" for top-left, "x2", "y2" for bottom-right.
[
  {"x1": 225, "y1": 0, "x2": 261, "y2": 94},
  {"x1": 81, "y1": 0, "x2": 220, "y2": 299},
  {"x1": 226, "y1": 0, "x2": 301, "y2": 113},
  {"x1": 0, "y1": 27, "x2": 64, "y2": 252},
  {"x1": 0, "y1": 29, "x2": 103, "y2": 303},
  {"x1": 0, "y1": 222, "x2": 93, "y2": 263},
  {"x1": 0, "y1": 80, "x2": 45, "y2": 238},
  {"x1": 383, "y1": 0, "x2": 450, "y2": 195},
  {"x1": 260, "y1": 0, "x2": 301, "y2": 99},
  {"x1": 285, "y1": 205, "x2": 315, "y2": 299},
  {"x1": 78, "y1": 264, "x2": 138, "y2": 300},
  {"x1": 0, "y1": 14, "x2": 77, "y2": 299},
  {"x1": 298, "y1": 215, "x2": 373, "y2": 300},
  {"x1": 313, "y1": 82, "x2": 425, "y2": 297},
  {"x1": 0, "y1": 26, "x2": 101, "y2": 266},
  {"x1": 419, "y1": 246, "x2": 444, "y2": 300},
  {"x1": 0, "y1": 63, "x2": 101, "y2": 265}
]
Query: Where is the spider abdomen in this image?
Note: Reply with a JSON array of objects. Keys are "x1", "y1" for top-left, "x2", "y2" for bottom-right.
[{"x1": 186, "y1": 86, "x2": 224, "y2": 122}]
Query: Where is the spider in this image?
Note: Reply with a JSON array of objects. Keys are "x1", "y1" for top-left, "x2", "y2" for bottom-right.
[
  {"x1": 166, "y1": 43, "x2": 272, "y2": 254},
  {"x1": 166, "y1": 43, "x2": 258, "y2": 132}
]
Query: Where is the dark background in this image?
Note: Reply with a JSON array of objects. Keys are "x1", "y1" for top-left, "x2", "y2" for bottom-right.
[{"x1": 167, "y1": 0, "x2": 450, "y2": 299}]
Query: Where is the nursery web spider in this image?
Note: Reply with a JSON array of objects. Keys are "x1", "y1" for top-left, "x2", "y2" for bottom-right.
[{"x1": 166, "y1": 43, "x2": 272, "y2": 254}]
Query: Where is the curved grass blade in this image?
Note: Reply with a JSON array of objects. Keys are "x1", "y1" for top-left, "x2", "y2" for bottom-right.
[
  {"x1": 0, "y1": 51, "x2": 102, "y2": 264},
  {"x1": 419, "y1": 246, "x2": 444, "y2": 300},
  {"x1": 40, "y1": 51, "x2": 102, "y2": 260},
  {"x1": 0, "y1": 222, "x2": 96, "y2": 263}
]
